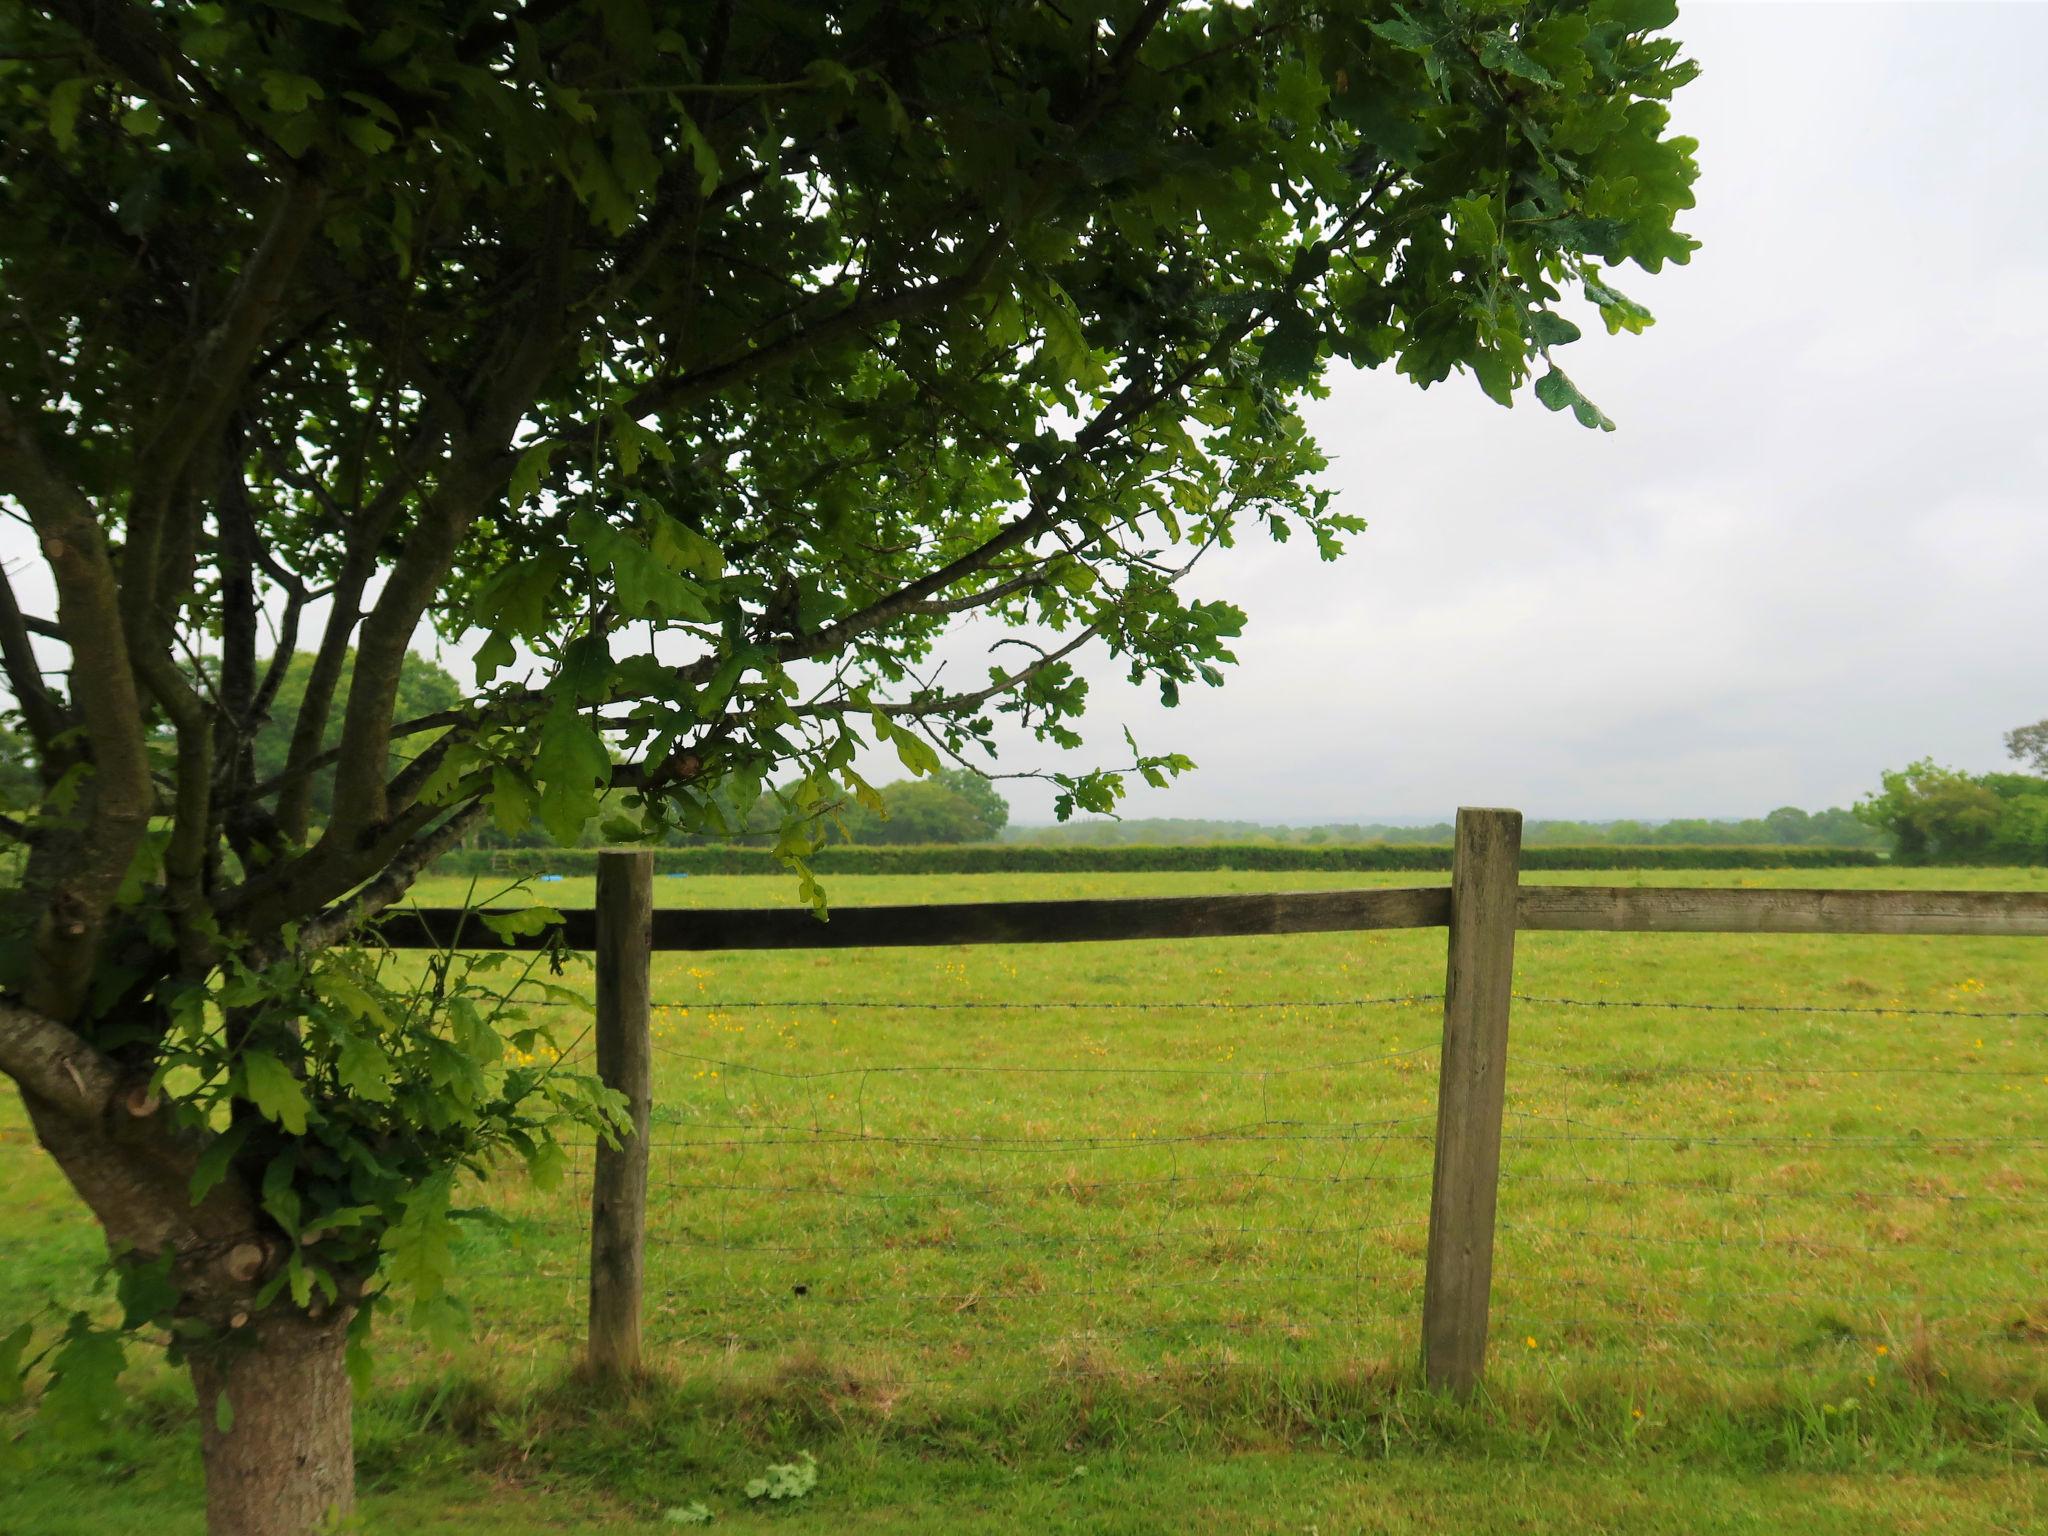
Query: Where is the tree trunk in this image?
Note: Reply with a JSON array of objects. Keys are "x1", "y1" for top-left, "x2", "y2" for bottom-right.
[{"x1": 187, "y1": 1310, "x2": 355, "y2": 1536}]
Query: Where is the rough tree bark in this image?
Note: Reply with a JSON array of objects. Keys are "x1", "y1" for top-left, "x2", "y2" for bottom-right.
[
  {"x1": 188, "y1": 1311, "x2": 355, "y2": 1536},
  {"x1": 4, "y1": 1004, "x2": 347, "y2": 1534}
]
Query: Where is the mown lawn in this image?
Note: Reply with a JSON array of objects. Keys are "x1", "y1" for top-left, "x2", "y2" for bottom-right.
[{"x1": 3, "y1": 866, "x2": 2044, "y2": 1531}]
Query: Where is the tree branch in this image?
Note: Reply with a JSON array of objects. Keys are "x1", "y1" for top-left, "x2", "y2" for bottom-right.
[
  {"x1": 294, "y1": 803, "x2": 490, "y2": 953},
  {"x1": 36, "y1": 0, "x2": 200, "y2": 115},
  {"x1": 0, "y1": 398, "x2": 152, "y2": 1018},
  {"x1": 125, "y1": 174, "x2": 323, "y2": 634},
  {"x1": 267, "y1": 388, "x2": 463, "y2": 839},
  {"x1": 0, "y1": 558, "x2": 68, "y2": 750},
  {"x1": 612, "y1": 226, "x2": 1011, "y2": 427},
  {"x1": 323, "y1": 196, "x2": 578, "y2": 842},
  {"x1": 249, "y1": 550, "x2": 307, "y2": 723},
  {"x1": 251, "y1": 698, "x2": 540, "y2": 803},
  {"x1": 903, "y1": 565, "x2": 1050, "y2": 619}
]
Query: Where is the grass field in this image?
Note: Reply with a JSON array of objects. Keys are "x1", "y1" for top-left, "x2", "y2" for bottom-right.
[{"x1": 4, "y1": 866, "x2": 2044, "y2": 1532}]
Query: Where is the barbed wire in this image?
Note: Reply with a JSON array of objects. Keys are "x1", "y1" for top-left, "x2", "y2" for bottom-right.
[
  {"x1": 549, "y1": 1158, "x2": 2045, "y2": 1211},
  {"x1": 1500, "y1": 1115, "x2": 2047, "y2": 1150},
  {"x1": 1494, "y1": 1167, "x2": 2048, "y2": 1209},
  {"x1": 457, "y1": 1243, "x2": 2033, "y2": 1343},
  {"x1": 1487, "y1": 1268, "x2": 2044, "y2": 1316},
  {"x1": 521, "y1": 1211, "x2": 1425, "y2": 1260},
  {"x1": 1510, "y1": 993, "x2": 2048, "y2": 1022},
  {"x1": 562, "y1": 1120, "x2": 1443, "y2": 1153},
  {"x1": 663, "y1": 993, "x2": 1449, "y2": 1012},
  {"x1": 1517, "y1": 1057, "x2": 2047, "y2": 1079},
  {"x1": 623, "y1": 1166, "x2": 1441, "y2": 1204},
  {"x1": 463, "y1": 1251, "x2": 1419, "y2": 1314},
  {"x1": 649, "y1": 1041, "x2": 1441, "y2": 1081},
  {"x1": 609, "y1": 992, "x2": 2048, "y2": 1022},
  {"x1": 1493, "y1": 1220, "x2": 2042, "y2": 1263}
]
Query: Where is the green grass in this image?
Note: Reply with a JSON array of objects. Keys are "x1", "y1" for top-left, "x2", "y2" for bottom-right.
[{"x1": 4, "y1": 866, "x2": 2045, "y2": 1531}]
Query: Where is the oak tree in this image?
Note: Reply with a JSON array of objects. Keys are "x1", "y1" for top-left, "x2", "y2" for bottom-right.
[
  {"x1": 0, "y1": 2, "x2": 1696, "y2": 1530},
  {"x1": 2006, "y1": 718, "x2": 2048, "y2": 777}
]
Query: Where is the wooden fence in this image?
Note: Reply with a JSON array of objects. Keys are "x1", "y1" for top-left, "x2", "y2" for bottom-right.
[{"x1": 382, "y1": 808, "x2": 2048, "y2": 1394}]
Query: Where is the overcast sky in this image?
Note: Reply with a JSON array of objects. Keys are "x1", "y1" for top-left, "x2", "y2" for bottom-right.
[{"x1": 986, "y1": 1, "x2": 2048, "y2": 825}]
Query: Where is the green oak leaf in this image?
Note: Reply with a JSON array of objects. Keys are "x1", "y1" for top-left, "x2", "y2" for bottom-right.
[
  {"x1": 1534, "y1": 366, "x2": 1616, "y2": 431},
  {"x1": 241, "y1": 1049, "x2": 311, "y2": 1134}
]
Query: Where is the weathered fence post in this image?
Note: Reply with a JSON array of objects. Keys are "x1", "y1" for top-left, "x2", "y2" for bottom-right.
[
  {"x1": 1421, "y1": 806, "x2": 1523, "y2": 1394},
  {"x1": 588, "y1": 849, "x2": 654, "y2": 1381}
]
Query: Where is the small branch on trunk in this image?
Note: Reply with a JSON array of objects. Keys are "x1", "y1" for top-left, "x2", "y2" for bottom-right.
[
  {"x1": 128, "y1": 620, "x2": 218, "y2": 966},
  {"x1": 609, "y1": 736, "x2": 721, "y2": 796},
  {"x1": 250, "y1": 587, "x2": 305, "y2": 723},
  {"x1": 215, "y1": 454, "x2": 262, "y2": 725},
  {"x1": 0, "y1": 998, "x2": 122, "y2": 1120}
]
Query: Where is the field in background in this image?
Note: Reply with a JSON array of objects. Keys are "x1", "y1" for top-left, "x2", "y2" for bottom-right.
[{"x1": 3, "y1": 866, "x2": 2044, "y2": 1532}]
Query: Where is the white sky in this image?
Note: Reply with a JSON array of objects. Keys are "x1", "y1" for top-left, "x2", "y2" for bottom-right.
[{"x1": 983, "y1": 1, "x2": 2048, "y2": 824}]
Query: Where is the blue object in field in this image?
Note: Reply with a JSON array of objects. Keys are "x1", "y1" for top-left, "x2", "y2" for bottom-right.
[
  {"x1": 664, "y1": 871, "x2": 690, "y2": 879},
  {"x1": 539, "y1": 874, "x2": 565, "y2": 883}
]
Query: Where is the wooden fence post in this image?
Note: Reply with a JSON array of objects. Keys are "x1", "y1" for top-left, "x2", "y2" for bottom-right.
[
  {"x1": 588, "y1": 849, "x2": 654, "y2": 1381},
  {"x1": 1421, "y1": 807, "x2": 1523, "y2": 1394}
]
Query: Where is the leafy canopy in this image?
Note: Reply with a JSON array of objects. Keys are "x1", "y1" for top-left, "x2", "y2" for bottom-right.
[{"x1": 0, "y1": 0, "x2": 1697, "y2": 1413}]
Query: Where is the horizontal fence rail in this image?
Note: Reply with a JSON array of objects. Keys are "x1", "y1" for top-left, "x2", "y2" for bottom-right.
[
  {"x1": 379, "y1": 885, "x2": 1454, "y2": 950},
  {"x1": 1516, "y1": 884, "x2": 2048, "y2": 936},
  {"x1": 380, "y1": 883, "x2": 2048, "y2": 951}
]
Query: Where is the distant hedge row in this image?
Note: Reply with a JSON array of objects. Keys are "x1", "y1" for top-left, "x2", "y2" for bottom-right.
[{"x1": 431, "y1": 842, "x2": 1887, "y2": 878}]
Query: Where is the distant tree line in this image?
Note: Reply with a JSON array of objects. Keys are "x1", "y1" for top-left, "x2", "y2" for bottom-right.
[
  {"x1": 417, "y1": 712, "x2": 2048, "y2": 864},
  {"x1": 1002, "y1": 807, "x2": 1883, "y2": 850},
  {"x1": 1854, "y1": 719, "x2": 2048, "y2": 864}
]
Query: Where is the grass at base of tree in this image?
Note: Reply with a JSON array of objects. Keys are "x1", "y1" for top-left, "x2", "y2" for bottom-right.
[{"x1": 3, "y1": 867, "x2": 2044, "y2": 1531}]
